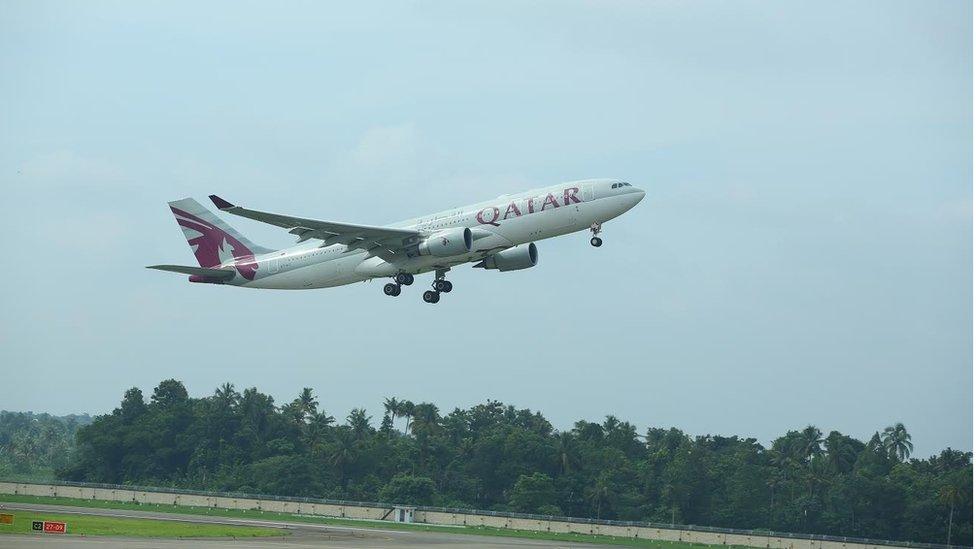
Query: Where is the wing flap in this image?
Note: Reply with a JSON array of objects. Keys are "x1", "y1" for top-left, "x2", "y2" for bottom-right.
[{"x1": 208, "y1": 195, "x2": 419, "y2": 250}]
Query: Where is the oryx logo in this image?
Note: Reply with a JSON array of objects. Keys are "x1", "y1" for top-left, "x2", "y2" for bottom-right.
[{"x1": 171, "y1": 206, "x2": 258, "y2": 280}]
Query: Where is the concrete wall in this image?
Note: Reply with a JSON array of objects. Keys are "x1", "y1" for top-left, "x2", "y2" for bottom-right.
[{"x1": 0, "y1": 482, "x2": 928, "y2": 549}]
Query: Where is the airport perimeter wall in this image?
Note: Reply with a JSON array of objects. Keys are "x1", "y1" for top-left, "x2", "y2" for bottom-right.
[{"x1": 0, "y1": 480, "x2": 965, "y2": 549}]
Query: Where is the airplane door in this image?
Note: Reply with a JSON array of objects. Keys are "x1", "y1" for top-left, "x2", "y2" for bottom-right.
[
  {"x1": 269, "y1": 256, "x2": 280, "y2": 274},
  {"x1": 584, "y1": 185, "x2": 594, "y2": 202}
]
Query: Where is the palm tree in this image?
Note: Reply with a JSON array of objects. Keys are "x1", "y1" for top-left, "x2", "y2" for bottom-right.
[
  {"x1": 346, "y1": 408, "x2": 372, "y2": 440},
  {"x1": 768, "y1": 448, "x2": 799, "y2": 500},
  {"x1": 240, "y1": 387, "x2": 275, "y2": 434},
  {"x1": 330, "y1": 427, "x2": 356, "y2": 487},
  {"x1": 881, "y1": 423, "x2": 913, "y2": 461},
  {"x1": 304, "y1": 411, "x2": 335, "y2": 451},
  {"x1": 768, "y1": 448, "x2": 791, "y2": 469},
  {"x1": 766, "y1": 473, "x2": 784, "y2": 527},
  {"x1": 380, "y1": 413, "x2": 395, "y2": 434},
  {"x1": 556, "y1": 432, "x2": 577, "y2": 474},
  {"x1": 282, "y1": 402, "x2": 305, "y2": 427},
  {"x1": 297, "y1": 387, "x2": 319, "y2": 420},
  {"x1": 867, "y1": 431, "x2": 881, "y2": 449},
  {"x1": 399, "y1": 400, "x2": 415, "y2": 435},
  {"x1": 938, "y1": 484, "x2": 962, "y2": 545},
  {"x1": 824, "y1": 431, "x2": 858, "y2": 474},
  {"x1": 384, "y1": 397, "x2": 399, "y2": 428},
  {"x1": 934, "y1": 449, "x2": 970, "y2": 473},
  {"x1": 586, "y1": 475, "x2": 611, "y2": 520},
  {"x1": 214, "y1": 383, "x2": 239, "y2": 407},
  {"x1": 804, "y1": 457, "x2": 831, "y2": 497},
  {"x1": 572, "y1": 420, "x2": 604, "y2": 443},
  {"x1": 795, "y1": 426, "x2": 824, "y2": 462},
  {"x1": 411, "y1": 403, "x2": 440, "y2": 436}
]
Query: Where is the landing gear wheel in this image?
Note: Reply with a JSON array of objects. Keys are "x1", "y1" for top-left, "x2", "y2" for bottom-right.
[
  {"x1": 423, "y1": 290, "x2": 441, "y2": 303},
  {"x1": 434, "y1": 279, "x2": 452, "y2": 292},
  {"x1": 395, "y1": 273, "x2": 414, "y2": 285},
  {"x1": 383, "y1": 283, "x2": 401, "y2": 297},
  {"x1": 589, "y1": 222, "x2": 603, "y2": 247}
]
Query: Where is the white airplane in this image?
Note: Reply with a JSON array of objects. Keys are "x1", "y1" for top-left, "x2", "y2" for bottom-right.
[{"x1": 149, "y1": 179, "x2": 645, "y2": 303}]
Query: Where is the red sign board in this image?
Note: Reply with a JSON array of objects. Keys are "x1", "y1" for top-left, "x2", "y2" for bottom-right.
[
  {"x1": 31, "y1": 520, "x2": 68, "y2": 534},
  {"x1": 43, "y1": 521, "x2": 66, "y2": 533}
]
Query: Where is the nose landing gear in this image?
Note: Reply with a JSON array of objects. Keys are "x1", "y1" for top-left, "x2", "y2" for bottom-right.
[{"x1": 589, "y1": 223, "x2": 603, "y2": 247}]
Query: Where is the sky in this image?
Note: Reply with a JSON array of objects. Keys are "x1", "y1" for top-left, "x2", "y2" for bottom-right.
[{"x1": 0, "y1": 1, "x2": 971, "y2": 458}]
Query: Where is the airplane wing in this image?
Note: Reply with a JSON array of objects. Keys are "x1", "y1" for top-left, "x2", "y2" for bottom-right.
[
  {"x1": 209, "y1": 195, "x2": 420, "y2": 259},
  {"x1": 146, "y1": 265, "x2": 236, "y2": 280}
]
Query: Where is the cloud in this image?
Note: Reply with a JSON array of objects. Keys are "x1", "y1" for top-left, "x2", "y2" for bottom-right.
[
  {"x1": 351, "y1": 124, "x2": 422, "y2": 170},
  {"x1": 19, "y1": 151, "x2": 127, "y2": 187}
]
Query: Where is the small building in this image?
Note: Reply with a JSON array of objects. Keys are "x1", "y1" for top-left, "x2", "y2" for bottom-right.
[{"x1": 392, "y1": 506, "x2": 415, "y2": 523}]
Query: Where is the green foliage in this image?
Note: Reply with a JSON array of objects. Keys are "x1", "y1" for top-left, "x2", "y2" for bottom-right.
[
  {"x1": 51, "y1": 380, "x2": 974, "y2": 545},
  {"x1": 509, "y1": 472, "x2": 559, "y2": 514},
  {"x1": 379, "y1": 474, "x2": 436, "y2": 505},
  {"x1": 0, "y1": 411, "x2": 91, "y2": 480},
  {"x1": 246, "y1": 455, "x2": 324, "y2": 497}
]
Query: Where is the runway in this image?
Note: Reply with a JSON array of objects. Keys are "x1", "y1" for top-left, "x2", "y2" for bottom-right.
[{"x1": 0, "y1": 502, "x2": 615, "y2": 548}]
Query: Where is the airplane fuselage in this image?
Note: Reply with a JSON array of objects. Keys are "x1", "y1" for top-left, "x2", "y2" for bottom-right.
[{"x1": 203, "y1": 179, "x2": 644, "y2": 290}]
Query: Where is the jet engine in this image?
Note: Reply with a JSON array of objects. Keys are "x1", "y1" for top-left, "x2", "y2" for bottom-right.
[
  {"x1": 475, "y1": 243, "x2": 538, "y2": 272},
  {"x1": 418, "y1": 227, "x2": 472, "y2": 257}
]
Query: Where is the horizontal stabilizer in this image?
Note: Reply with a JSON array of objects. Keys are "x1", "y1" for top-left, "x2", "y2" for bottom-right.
[{"x1": 146, "y1": 264, "x2": 236, "y2": 281}]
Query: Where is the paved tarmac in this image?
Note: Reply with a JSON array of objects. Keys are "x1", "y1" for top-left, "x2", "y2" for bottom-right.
[{"x1": 0, "y1": 502, "x2": 613, "y2": 548}]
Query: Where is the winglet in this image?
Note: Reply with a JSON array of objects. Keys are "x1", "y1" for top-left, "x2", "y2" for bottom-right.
[{"x1": 209, "y1": 194, "x2": 235, "y2": 210}]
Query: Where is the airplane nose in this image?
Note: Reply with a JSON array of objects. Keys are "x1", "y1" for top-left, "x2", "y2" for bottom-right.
[
  {"x1": 630, "y1": 188, "x2": 646, "y2": 205},
  {"x1": 621, "y1": 187, "x2": 645, "y2": 211}
]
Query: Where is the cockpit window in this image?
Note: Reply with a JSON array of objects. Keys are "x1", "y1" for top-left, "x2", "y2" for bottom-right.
[{"x1": 611, "y1": 183, "x2": 618, "y2": 189}]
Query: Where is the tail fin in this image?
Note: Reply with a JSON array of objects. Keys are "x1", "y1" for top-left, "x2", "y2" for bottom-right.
[{"x1": 168, "y1": 198, "x2": 274, "y2": 272}]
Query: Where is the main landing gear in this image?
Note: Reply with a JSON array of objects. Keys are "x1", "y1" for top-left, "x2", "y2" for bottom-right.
[
  {"x1": 382, "y1": 270, "x2": 454, "y2": 303},
  {"x1": 383, "y1": 272, "x2": 414, "y2": 297},
  {"x1": 589, "y1": 222, "x2": 603, "y2": 247},
  {"x1": 422, "y1": 269, "x2": 452, "y2": 304}
]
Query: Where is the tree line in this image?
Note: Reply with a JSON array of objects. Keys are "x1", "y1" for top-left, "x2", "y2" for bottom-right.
[
  {"x1": 53, "y1": 380, "x2": 972, "y2": 545},
  {"x1": 0, "y1": 411, "x2": 91, "y2": 480}
]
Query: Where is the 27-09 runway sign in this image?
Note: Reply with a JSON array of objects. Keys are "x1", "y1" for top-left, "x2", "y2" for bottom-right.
[{"x1": 31, "y1": 520, "x2": 67, "y2": 533}]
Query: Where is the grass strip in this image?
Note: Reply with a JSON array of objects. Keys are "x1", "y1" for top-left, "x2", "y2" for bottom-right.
[
  {"x1": 0, "y1": 493, "x2": 725, "y2": 547},
  {"x1": 0, "y1": 508, "x2": 284, "y2": 538}
]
